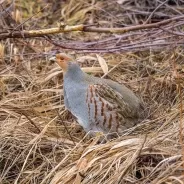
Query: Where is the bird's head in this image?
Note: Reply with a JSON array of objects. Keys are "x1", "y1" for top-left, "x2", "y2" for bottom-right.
[
  {"x1": 49, "y1": 53, "x2": 73, "y2": 73},
  {"x1": 49, "y1": 53, "x2": 84, "y2": 80}
]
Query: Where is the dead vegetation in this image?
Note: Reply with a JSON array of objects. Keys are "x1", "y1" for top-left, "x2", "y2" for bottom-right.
[{"x1": 0, "y1": 0, "x2": 184, "y2": 183}]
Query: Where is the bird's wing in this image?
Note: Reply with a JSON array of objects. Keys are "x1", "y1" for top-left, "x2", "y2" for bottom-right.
[
  {"x1": 85, "y1": 84, "x2": 138, "y2": 133},
  {"x1": 91, "y1": 84, "x2": 135, "y2": 118},
  {"x1": 85, "y1": 74, "x2": 142, "y2": 114},
  {"x1": 103, "y1": 79, "x2": 145, "y2": 119},
  {"x1": 104, "y1": 79, "x2": 142, "y2": 110}
]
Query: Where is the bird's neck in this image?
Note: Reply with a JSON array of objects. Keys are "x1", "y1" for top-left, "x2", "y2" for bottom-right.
[{"x1": 64, "y1": 65, "x2": 85, "y2": 82}]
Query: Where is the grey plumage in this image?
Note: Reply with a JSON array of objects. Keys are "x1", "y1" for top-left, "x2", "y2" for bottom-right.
[{"x1": 63, "y1": 62, "x2": 144, "y2": 136}]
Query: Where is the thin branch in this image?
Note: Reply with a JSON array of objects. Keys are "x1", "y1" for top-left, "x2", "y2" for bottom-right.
[
  {"x1": 0, "y1": 0, "x2": 14, "y2": 16},
  {"x1": 144, "y1": 0, "x2": 169, "y2": 24}
]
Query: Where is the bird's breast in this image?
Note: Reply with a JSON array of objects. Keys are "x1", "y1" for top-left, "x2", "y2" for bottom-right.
[{"x1": 64, "y1": 80, "x2": 89, "y2": 128}]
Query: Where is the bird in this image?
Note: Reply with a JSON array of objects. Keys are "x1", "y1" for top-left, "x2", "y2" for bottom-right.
[{"x1": 50, "y1": 53, "x2": 145, "y2": 138}]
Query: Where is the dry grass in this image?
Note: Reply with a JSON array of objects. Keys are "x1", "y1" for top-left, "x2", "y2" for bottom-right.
[{"x1": 0, "y1": 0, "x2": 184, "y2": 183}]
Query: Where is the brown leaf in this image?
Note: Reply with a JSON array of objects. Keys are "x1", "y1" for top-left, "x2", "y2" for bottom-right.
[{"x1": 96, "y1": 54, "x2": 108, "y2": 74}]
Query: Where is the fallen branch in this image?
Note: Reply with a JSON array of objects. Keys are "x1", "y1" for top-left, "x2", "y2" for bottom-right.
[{"x1": 1, "y1": 15, "x2": 184, "y2": 40}]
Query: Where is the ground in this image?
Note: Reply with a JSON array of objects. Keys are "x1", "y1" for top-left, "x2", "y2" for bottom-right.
[{"x1": 0, "y1": 0, "x2": 184, "y2": 183}]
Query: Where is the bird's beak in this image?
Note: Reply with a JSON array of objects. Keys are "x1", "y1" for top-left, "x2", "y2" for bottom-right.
[{"x1": 49, "y1": 56, "x2": 56, "y2": 62}]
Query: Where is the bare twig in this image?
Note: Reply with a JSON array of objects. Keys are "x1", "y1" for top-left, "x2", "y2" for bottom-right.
[
  {"x1": 0, "y1": 0, "x2": 14, "y2": 16},
  {"x1": 144, "y1": 0, "x2": 169, "y2": 24}
]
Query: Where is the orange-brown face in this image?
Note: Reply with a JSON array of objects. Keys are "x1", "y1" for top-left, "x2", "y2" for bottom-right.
[{"x1": 55, "y1": 53, "x2": 72, "y2": 72}]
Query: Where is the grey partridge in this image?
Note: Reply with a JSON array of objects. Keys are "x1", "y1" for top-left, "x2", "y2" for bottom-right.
[{"x1": 50, "y1": 53, "x2": 145, "y2": 137}]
